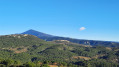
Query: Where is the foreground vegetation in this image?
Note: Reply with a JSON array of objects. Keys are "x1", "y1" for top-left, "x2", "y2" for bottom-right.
[
  {"x1": 0, "y1": 59, "x2": 119, "y2": 67},
  {"x1": 0, "y1": 34, "x2": 119, "y2": 67}
]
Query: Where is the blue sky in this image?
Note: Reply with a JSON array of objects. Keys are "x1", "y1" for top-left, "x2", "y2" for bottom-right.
[{"x1": 0, "y1": 0, "x2": 119, "y2": 41}]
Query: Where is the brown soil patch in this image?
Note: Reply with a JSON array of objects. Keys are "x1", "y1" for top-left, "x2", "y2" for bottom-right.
[
  {"x1": 106, "y1": 47, "x2": 112, "y2": 50},
  {"x1": 73, "y1": 56, "x2": 91, "y2": 60},
  {"x1": 92, "y1": 54, "x2": 105, "y2": 59},
  {"x1": 49, "y1": 65, "x2": 58, "y2": 67},
  {"x1": 9, "y1": 46, "x2": 28, "y2": 53}
]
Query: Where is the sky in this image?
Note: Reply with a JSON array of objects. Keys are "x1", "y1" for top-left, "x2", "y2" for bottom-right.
[{"x1": 0, "y1": 0, "x2": 119, "y2": 41}]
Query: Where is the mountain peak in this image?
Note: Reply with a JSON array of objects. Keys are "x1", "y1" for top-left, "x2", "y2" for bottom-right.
[
  {"x1": 27, "y1": 29, "x2": 38, "y2": 32},
  {"x1": 22, "y1": 29, "x2": 54, "y2": 37}
]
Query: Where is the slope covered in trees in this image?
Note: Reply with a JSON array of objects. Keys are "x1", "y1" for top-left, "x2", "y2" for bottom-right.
[{"x1": 0, "y1": 34, "x2": 119, "y2": 67}]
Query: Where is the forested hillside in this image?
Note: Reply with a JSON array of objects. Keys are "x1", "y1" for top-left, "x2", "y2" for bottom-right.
[{"x1": 0, "y1": 34, "x2": 119, "y2": 67}]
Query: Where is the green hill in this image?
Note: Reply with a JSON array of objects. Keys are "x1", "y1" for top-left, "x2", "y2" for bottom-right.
[{"x1": 0, "y1": 34, "x2": 119, "y2": 67}]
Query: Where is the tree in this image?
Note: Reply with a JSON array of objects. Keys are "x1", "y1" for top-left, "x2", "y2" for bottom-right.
[
  {"x1": 2, "y1": 59, "x2": 14, "y2": 66},
  {"x1": 41, "y1": 64, "x2": 50, "y2": 67},
  {"x1": 25, "y1": 62, "x2": 36, "y2": 67},
  {"x1": 14, "y1": 60, "x2": 21, "y2": 66}
]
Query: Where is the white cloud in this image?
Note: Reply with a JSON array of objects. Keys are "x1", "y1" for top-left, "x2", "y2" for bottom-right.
[{"x1": 80, "y1": 27, "x2": 86, "y2": 31}]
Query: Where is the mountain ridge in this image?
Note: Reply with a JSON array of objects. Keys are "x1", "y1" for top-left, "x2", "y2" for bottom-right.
[{"x1": 21, "y1": 29, "x2": 119, "y2": 47}]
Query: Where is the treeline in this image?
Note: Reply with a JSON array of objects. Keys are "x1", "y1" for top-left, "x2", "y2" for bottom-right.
[{"x1": 0, "y1": 59, "x2": 119, "y2": 67}]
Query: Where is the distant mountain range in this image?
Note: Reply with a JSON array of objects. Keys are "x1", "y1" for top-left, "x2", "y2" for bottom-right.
[{"x1": 21, "y1": 29, "x2": 119, "y2": 47}]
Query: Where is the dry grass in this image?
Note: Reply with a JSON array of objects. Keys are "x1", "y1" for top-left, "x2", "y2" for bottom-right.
[
  {"x1": 49, "y1": 65, "x2": 58, "y2": 67},
  {"x1": 73, "y1": 56, "x2": 91, "y2": 60},
  {"x1": 92, "y1": 54, "x2": 106, "y2": 59},
  {"x1": 106, "y1": 47, "x2": 112, "y2": 50},
  {"x1": 9, "y1": 46, "x2": 28, "y2": 53}
]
